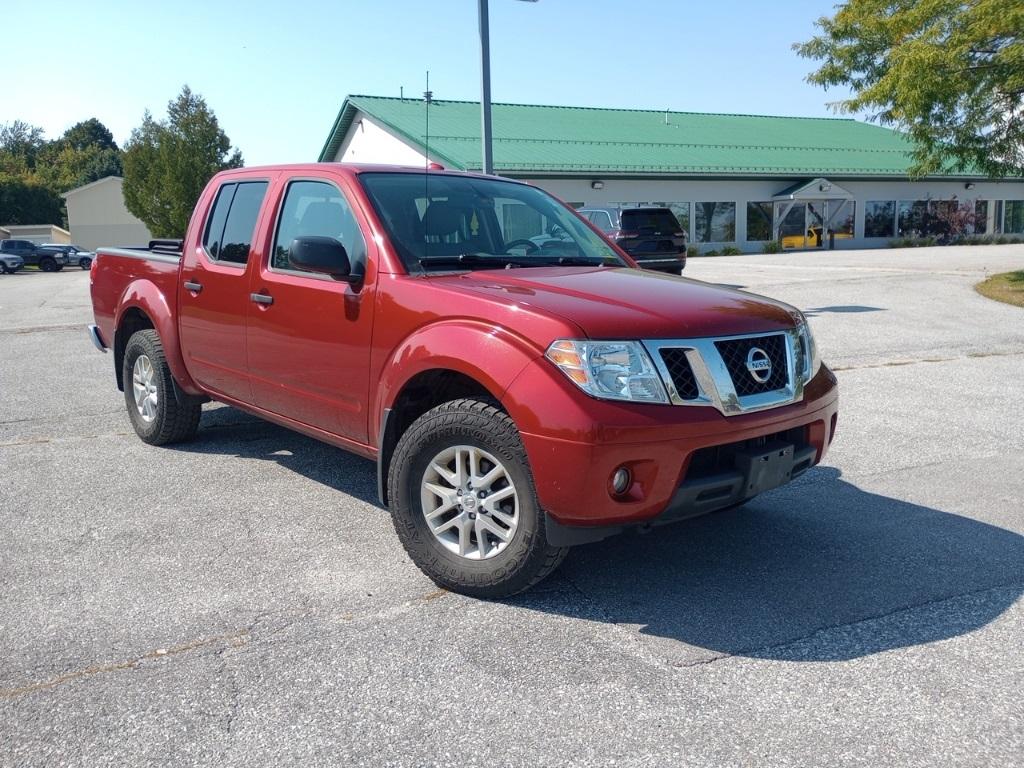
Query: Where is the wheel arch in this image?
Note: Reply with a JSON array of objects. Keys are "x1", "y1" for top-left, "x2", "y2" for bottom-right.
[
  {"x1": 373, "y1": 321, "x2": 544, "y2": 506},
  {"x1": 113, "y1": 278, "x2": 201, "y2": 398}
]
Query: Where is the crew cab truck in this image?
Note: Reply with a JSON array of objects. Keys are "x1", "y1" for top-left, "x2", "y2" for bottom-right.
[{"x1": 88, "y1": 164, "x2": 838, "y2": 598}]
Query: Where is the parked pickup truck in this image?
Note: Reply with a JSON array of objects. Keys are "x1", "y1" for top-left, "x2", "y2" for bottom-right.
[{"x1": 88, "y1": 163, "x2": 838, "y2": 598}]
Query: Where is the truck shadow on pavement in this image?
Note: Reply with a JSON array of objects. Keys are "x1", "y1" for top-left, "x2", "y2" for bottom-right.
[
  {"x1": 519, "y1": 465, "x2": 1024, "y2": 662},
  {"x1": 183, "y1": 408, "x2": 1022, "y2": 663}
]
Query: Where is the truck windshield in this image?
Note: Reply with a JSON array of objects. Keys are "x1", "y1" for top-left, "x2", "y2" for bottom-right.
[{"x1": 359, "y1": 173, "x2": 626, "y2": 272}]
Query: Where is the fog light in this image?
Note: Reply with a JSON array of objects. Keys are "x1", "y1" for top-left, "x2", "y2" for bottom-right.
[{"x1": 611, "y1": 467, "x2": 631, "y2": 495}]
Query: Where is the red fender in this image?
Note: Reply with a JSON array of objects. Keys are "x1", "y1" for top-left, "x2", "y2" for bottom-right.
[
  {"x1": 371, "y1": 319, "x2": 541, "y2": 447},
  {"x1": 115, "y1": 278, "x2": 202, "y2": 395}
]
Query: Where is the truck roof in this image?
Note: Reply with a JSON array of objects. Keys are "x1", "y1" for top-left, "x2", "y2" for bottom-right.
[{"x1": 211, "y1": 163, "x2": 520, "y2": 183}]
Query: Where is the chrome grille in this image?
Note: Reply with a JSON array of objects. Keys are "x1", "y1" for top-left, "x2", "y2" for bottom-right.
[
  {"x1": 714, "y1": 334, "x2": 788, "y2": 396},
  {"x1": 658, "y1": 348, "x2": 700, "y2": 400}
]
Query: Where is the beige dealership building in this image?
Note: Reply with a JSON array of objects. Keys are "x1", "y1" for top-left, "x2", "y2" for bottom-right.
[{"x1": 62, "y1": 176, "x2": 152, "y2": 251}]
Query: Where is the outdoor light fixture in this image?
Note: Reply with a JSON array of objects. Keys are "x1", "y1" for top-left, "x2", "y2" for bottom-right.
[
  {"x1": 965, "y1": 182, "x2": 976, "y2": 190},
  {"x1": 819, "y1": 182, "x2": 832, "y2": 192},
  {"x1": 591, "y1": 180, "x2": 604, "y2": 190}
]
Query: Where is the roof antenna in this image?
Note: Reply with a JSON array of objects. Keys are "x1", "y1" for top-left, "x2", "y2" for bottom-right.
[
  {"x1": 423, "y1": 71, "x2": 432, "y2": 269},
  {"x1": 424, "y1": 71, "x2": 432, "y2": 174},
  {"x1": 664, "y1": 108, "x2": 669, "y2": 125},
  {"x1": 400, "y1": 86, "x2": 404, "y2": 100}
]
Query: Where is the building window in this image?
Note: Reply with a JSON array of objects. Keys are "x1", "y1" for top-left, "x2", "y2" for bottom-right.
[
  {"x1": 897, "y1": 200, "x2": 932, "y2": 237},
  {"x1": 664, "y1": 203, "x2": 690, "y2": 238},
  {"x1": 974, "y1": 201, "x2": 988, "y2": 234},
  {"x1": 746, "y1": 202, "x2": 773, "y2": 241},
  {"x1": 865, "y1": 201, "x2": 896, "y2": 238},
  {"x1": 1004, "y1": 200, "x2": 1024, "y2": 234},
  {"x1": 831, "y1": 200, "x2": 855, "y2": 238},
  {"x1": 694, "y1": 202, "x2": 736, "y2": 242}
]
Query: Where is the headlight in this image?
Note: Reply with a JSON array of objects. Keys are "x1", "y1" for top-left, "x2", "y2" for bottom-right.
[
  {"x1": 796, "y1": 315, "x2": 822, "y2": 381},
  {"x1": 545, "y1": 339, "x2": 668, "y2": 404}
]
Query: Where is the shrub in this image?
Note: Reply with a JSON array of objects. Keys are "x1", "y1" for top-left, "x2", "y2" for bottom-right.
[
  {"x1": 761, "y1": 240, "x2": 783, "y2": 254},
  {"x1": 719, "y1": 246, "x2": 743, "y2": 256},
  {"x1": 686, "y1": 244, "x2": 699, "y2": 259}
]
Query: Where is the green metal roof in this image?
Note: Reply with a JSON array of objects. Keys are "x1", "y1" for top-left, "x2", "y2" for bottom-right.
[{"x1": 320, "y1": 95, "x2": 983, "y2": 178}]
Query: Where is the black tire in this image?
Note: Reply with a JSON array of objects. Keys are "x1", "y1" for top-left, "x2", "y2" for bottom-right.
[
  {"x1": 38, "y1": 256, "x2": 57, "y2": 272},
  {"x1": 0, "y1": 264, "x2": 8, "y2": 275},
  {"x1": 387, "y1": 398, "x2": 569, "y2": 598},
  {"x1": 122, "y1": 329, "x2": 202, "y2": 445},
  {"x1": 55, "y1": 264, "x2": 64, "y2": 272},
  {"x1": 80, "y1": 258, "x2": 91, "y2": 270}
]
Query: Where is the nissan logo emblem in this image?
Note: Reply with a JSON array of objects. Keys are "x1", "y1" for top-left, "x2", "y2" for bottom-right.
[{"x1": 745, "y1": 347, "x2": 772, "y2": 383}]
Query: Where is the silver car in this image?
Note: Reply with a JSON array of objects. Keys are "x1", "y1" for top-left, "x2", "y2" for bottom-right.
[{"x1": 0, "y1": 253, "x2": 25, "y2": 274}]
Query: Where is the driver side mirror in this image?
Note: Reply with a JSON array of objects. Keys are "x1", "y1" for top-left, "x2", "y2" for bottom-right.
[{"x1": 289, "y1": 236, "x2": 361, "y2": 284}]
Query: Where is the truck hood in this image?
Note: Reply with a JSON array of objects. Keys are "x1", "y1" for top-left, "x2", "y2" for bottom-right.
[{"x1": 435, "y1": 267, "x2": 799, "y2": 340}]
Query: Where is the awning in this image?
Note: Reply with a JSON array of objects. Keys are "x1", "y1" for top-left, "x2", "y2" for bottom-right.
[{"x1": 773, "y1": 178, "x2": 853, "y2": 201}]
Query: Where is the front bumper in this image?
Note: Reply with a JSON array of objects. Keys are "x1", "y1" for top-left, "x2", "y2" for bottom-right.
[{"x1": 502, "y1": 359, "x2": 838, "y2": 537}]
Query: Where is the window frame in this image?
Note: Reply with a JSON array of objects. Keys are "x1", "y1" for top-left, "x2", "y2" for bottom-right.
[
  {"x1": 745, "y1": 201, "x2": 774, "y2": 242},
  {"x1": 266, "y1": 176, "x2": 368, "y2": 282},
  {"x1": 200, "y1": 179, "x2": 271, "y2": 268},
  {"x1": 693, "y1": 201, "x2": 737, "y2": 243}
]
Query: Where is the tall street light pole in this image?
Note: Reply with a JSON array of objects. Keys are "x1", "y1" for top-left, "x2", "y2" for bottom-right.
[
  {"x1": 479, "y1": 0, "x2": 537, "y2": 175},
  {"x1": 478, "y1": 0, "x2": 494, "y2": 175}
]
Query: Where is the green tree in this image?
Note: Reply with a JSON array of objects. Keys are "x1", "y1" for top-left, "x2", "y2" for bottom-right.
[
  {"x1": 61, "y1": 118, "x2": 118, "y2": 152},
  {"x1": 123, "y1": 86, "x2": 243, "y2": 237},
  {"x1": 0, "y1": 174, "x2": 63, "y2": 225},
  {"x1": 796, "y1": 0, "x2": 1024, "y2": 177},
  {"x1": 0, "y1": 121, "x2": 47, "y2": 170}
]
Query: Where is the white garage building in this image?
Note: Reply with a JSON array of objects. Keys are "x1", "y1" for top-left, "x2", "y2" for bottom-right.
[
  {"x1": 320, "y1": 95, "x2": 1024, "y2": 252},
  {"x1": 62, "y1": 176, "x2": 153, "y2": 251}
]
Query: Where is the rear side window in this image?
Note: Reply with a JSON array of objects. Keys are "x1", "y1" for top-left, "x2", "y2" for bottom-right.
[
  {"x1": 202, "y1": 181, "x2": 268, "y2": 264},
  {"x1": 621, "y1": 209, "x2": 679, "y2": 232},
  {"x1": 203, "y1": 184, "x2": 235, "y2": 259}
]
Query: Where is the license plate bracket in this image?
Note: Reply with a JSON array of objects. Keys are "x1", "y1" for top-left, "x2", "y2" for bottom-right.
[{"x1": 734, "y1": 441, "x2": 796, "y2": 498}]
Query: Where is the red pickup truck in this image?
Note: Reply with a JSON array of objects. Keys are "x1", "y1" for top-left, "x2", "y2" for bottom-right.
[{"x1": 88, "y1": 163, "x2": 838, "y2": 597}]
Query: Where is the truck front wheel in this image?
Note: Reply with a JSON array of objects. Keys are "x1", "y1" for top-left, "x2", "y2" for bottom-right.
[
  {"x1": 122, "y1": 329, "x2": 202, "y2": 445},
  {"x1": 387, "y1": 398, "x2": 568, "y2": 598}
]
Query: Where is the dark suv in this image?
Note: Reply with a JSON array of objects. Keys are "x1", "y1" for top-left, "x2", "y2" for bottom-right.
[
  {"x1": 579, "y1": 206, "x2": 687, "y2": 274},
  {"x1": 0, "y1": 239, "x2": 68, "y2": 271},
  {"x1": 39, "y1": 243, "x2": 95, "y2": 270}
]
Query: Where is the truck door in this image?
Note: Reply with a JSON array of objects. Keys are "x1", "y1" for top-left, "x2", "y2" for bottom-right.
[
  {"x1": 178, "y1": 179, "x2": 269, "y2": 403},
  {"x1": 245, "y1": 175, "x2": 376, "y2": 444}
]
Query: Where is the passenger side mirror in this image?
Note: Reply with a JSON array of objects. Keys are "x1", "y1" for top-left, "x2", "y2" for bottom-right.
[{"x1": 289, "y1": 236, "x2": 360, "y2": 283}]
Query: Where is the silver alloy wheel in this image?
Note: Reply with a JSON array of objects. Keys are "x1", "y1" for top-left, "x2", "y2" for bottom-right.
[
  {"x1": 131, "y1": 354, "x2": 159, "y2": 423},
  {"x1": 420, "y1": 445, "x2": 520, "y2": 560}
]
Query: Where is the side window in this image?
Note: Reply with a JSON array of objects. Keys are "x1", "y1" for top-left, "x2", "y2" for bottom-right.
[
  {"x1": 271, "y1": 180, "x2": 367, "y2": 272},
  {"x1": 202, "y1": 181, "x2": 268, "y2": 264},
  {"x1": 593, "y1": 211, "x2": 613, "y2": 231},
  {"x1": 219, "y1": 182, "x2": 268, "y2": 264},
  {"x1": 203, "y1": 183, "x2": 235, "y2": 259}
]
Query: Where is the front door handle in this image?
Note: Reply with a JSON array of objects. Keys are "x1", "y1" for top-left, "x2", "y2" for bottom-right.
[
  {"x1": 250, "y1": 292, "x2": 274, "y2": 306},
  {"x1": 183, "y1": 280, "x2": 202, "y2": 293}
]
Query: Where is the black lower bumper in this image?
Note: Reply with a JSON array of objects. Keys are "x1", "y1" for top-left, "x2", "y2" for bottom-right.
[{"x1": 546, "y1": 440, "x2": 816, "y2": 547}]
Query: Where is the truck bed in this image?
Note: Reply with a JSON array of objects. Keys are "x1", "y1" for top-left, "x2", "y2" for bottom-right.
[{"x1": 89, "y1": 244, "x2": 183, "y2": 358}]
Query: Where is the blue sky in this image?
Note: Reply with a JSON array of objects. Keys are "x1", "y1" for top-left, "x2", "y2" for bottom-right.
[{"x1": 6, "y1": 0, "x2": 855, "y2": 165}]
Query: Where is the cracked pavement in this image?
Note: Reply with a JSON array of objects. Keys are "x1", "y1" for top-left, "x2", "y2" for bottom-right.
[{"x1": 2, "y1": 245, "x2": 1023, "y2": 767}]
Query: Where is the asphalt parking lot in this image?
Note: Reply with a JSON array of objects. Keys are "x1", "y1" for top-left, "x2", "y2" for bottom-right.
[{"x1": 2, "y1": 245, "x2": 1022, "y2": 767}]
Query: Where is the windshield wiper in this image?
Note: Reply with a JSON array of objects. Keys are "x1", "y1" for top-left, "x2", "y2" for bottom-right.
[
  {"x1": 544, "y1": 256, "x2": 611, "y2": 266},
  {"x1": 418, "y1": 252, "x2": 541, "y2": 269}
]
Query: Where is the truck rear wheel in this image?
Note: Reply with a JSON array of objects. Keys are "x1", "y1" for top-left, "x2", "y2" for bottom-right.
[
  {"x1": 387, "y1": 398, "x2": 568, "y2": 598},
  {"x1": 38, "y1": 256, "x2": 57, "y2": 272},
  {"x1": 122, "y1": 330, "x2": 202, "y2": 445}
]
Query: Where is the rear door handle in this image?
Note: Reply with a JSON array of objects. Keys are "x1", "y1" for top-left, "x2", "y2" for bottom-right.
[
  {"x1": 183, "y1": 280, "x2": 203, "y2": 293},
  {"x1": 250, "y1": 292, "x2": 274, "y2": 306}
]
